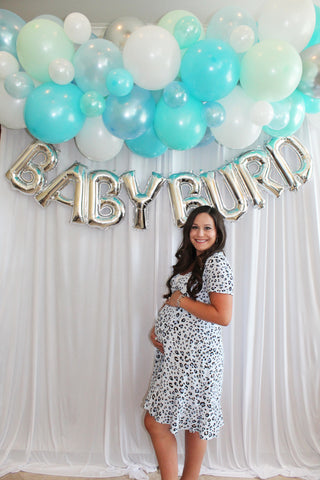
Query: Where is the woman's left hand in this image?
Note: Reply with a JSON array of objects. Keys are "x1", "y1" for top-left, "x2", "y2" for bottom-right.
[{"x1": 166, "y1": 290, "x2": 183, "y2": 307}]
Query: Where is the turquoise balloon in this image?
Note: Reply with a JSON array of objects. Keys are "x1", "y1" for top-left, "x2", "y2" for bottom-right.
[
  {"x1": 301, "y1": 91, "x2": 320, "y2": 114},
  {"x1": 4, "y1": 72, "x2": 34, "y2": 98},
  {"x1": 180, "y1": 39, "x2": 240, "y2": 101},
  {"x1": 306, "y1": 5, "x2": 320, "y2": 49},
  {"x1": 103, "y1": 85, "x2": 155, "y2": 139},
  {"x1": 154, "y1": 95, "x2": 206, "y2": 150},
  {"x1": 74, "y1": 39, "x2": 123, "y2": 96},
  {"x1": 24, "y1": 82, "x2": 85, "y2": 144},
  {"x1": 263, "y1": 91, "x2": 306, "y2": 137},
  {"x1": 106, "y1": 68, "x2": 133, "y2": 97},
  {"x1": 126, "y1": 125, "x2": 168, "y2": 158},
  {"x1": 80, "y1": 91, "x2": 106, "y2": 117},
  {"x1": 0, "y1": 9, "x2": 25, "y2": 57},
  {"x1": 16, "y1": 19, "x2": 74, "y2": 83}
]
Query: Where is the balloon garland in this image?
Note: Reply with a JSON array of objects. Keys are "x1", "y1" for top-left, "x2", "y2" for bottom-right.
[{"x1": 0, "y1": 1, "x2": 317, "y2": 228}]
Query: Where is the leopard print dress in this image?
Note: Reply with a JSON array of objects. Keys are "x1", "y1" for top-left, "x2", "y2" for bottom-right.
[{"x1": 144, "y1": 252, "x2": 234, "y2": 440}]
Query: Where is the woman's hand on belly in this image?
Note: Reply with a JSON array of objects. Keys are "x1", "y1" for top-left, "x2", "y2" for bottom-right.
[{"x1": 149, "y1": 325, "x2": 164, "y2": 354}]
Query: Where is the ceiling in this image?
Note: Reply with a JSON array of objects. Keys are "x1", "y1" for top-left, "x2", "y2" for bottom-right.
[{"x1": 1, "y1": 0, "x2": 265, "y2": 26}]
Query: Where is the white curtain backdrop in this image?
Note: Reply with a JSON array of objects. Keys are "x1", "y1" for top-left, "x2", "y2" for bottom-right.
[{"x1": 0, "y1": 122, "x2": 319, "y2": 480}]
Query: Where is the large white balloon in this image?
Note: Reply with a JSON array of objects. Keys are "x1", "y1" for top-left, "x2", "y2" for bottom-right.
[
  {"x1": 258, "y1": 0, "x2": 315, "y2": 52},
  {"x1": 0, "y1": 80, "x2": 26, "y2": 129},
  {"x1": 122, "y1": 25, "x2": 181, "y2": 90},
  {"x1": 211, "y1": 86, "x2": 262, "y2": 149},
  {"x1": 75, "y1": 116, "x2": 124, "y2": 162}
]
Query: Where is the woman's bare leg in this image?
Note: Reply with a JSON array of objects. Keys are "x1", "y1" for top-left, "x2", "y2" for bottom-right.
[
  {"x1": 144, "y1": 412, "x2": 178, "y2": 480},
  {"x1": 180, "y1": 431, "x2": 207, "y2": 480}
]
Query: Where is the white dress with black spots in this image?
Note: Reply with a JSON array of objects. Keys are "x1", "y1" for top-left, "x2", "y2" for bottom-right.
[{"x1": 144, "y1": 251, "x2": 234, "y2": 440}]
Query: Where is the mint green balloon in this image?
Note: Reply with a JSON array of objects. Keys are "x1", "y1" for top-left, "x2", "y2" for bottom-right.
[
  {"x1": 17, "y1": 19, "x2": 74, "y2": 83},
  {"x1": 158, "y1": 9, "x2": 204, "y2": 41},
  {"x1": 240, "y1": 39, "x2": 302, "y2": 102}
]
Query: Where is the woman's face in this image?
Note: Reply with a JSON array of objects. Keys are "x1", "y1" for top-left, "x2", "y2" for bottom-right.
[{"x1": 189, "y1": 212, "x2": 217, "y2": 255}]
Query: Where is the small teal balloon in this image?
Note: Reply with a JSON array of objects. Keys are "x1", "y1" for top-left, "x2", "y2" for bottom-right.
[
  {"x1": 301, "y1": 91, "x2": 320, "y2": 114},
  {"x1": 24, "y1": 82, "x2": 85, "y2": 144},
  {"x1": 0, "y1": 9, "x2": 25, "y2": 57},
  {"x1": 203, "y1": 101, "x2": 225, "y2": 127},
  {"x1": 263, "y1": 91, "x2": 306, "y2": 137},
  {"x1": 106, "y1": 68, "x2": 133, "y2": 97},
  {"x1": 154, "y1": 95, "x2": 206, "y2": 150},
  {"x1": 174, "y1": 15, "x2": 202, "y2": 49},
  {"x1": 195, "y1": 127, "x2": 215, "y2": 148},
  {"x1": 103, "y1": 85, "x2": 155, "y2": 139},
  {"x1": 163, "y1": 81, "x2": 188, "y2": 108},
  {"x1": 80, "y1": 91, "x2": 106, "y2": 116},
  {"x1": 180, "y1": 39, "x2": 240, "y2": 101},
  {"x1": 126, "y1": 125, "x2": 168, "y2": 158},
  {"x1": 4, "y1": 71, "x2": 34, "y2": 98}
]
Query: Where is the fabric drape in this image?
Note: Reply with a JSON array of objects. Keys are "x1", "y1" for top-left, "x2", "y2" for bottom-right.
[{"x1": 0, "y1": 123, "x2": 319, "y2": 480}]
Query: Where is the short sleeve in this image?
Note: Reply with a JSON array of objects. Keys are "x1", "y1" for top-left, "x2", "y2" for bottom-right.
[{"x1": 203, "y1": 252, "x2": 234, "y2": 295}]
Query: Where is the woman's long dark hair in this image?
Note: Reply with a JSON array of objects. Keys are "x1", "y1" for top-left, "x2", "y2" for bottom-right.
[{"x1": 164, "y1": 206, "x2": 227, "y2": 299}]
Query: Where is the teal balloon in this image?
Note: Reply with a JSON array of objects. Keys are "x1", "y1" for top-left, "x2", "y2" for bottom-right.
[
  {"x1": 4, "y1": 71, "x2": 34, "y2": 98},
  {"x1": 24, "y1": 82, "x2": 85, "y2": 144},
  {"x1": 80, "y1": 91, "x2": 106, "y2": 117},
  {"x1": 0, "y1": 9, "x2": 25, "y2": 57},
  {"x1": 263, "y1": 91, "x2": 305, "y2": 137},
  {"x1": 103, "y1": 85, "x2": 155, "y2": 139},
  {"x1": 154, "y1": 95, "x2": 206, "y2": 150},
  {"x1": 301, "y1": 91, "x2": 320, "y2": 113},
  {"x1": 106, "y1": 68, "x2": 133, "y2": 97},
  {"x1": 306, "y1": 5, "x2": 320, "y2": 49},
  {"x1": 180, "y1": 39, "x2": 240, "y2": 101},
  {"x1": 74, "y1": 39, "x2": 123, "y2": 96},
  {"x1": 126, "y1": 125, "x2": 167, "y2": 158}
]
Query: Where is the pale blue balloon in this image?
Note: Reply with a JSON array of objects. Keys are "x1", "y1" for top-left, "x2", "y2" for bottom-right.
[
  {"x1": 263, "y1": 91, "x2": 306, "y2": 137},
  {"x1": 102, "y1": 85, "x2": 155, "y2": 139},
  {"x1": 163, "y1": 81, "x2": 188, "y2": 108},
  {"x1": 206, "y1": 6, "x2": 258, "y2": 44},
  {"x1": 74, "y1": 38, "x2": 123, "y2": 96},
  {"x1": 4, "y1": 71, "x2": 34, "y2": 98},
  {"x1": 126, "y1": 125, "x2": 167, "y2": 158},
  {"x1": 180, "y1": 39, "x2": 240, "y2": 101},
  {"x1": 106, "y1": 68, "x2": 133, "y2": 97},
  {"x1": 203, "y1": 101, "x2": 225, "y2": 127},
  {"x1": 0, "y1": 9, "x2": 25, "y2": 57},
  {"x1": 24, "y1": 82, "x2": 85, "y2": 143}
]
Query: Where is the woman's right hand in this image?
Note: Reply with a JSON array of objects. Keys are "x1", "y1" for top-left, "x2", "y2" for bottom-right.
[{"x1": 150, "y1": 325, "x2": 164, "y2": 354}]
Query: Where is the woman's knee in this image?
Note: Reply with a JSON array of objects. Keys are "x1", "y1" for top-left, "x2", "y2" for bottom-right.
[{"x1": 144, "y1": 411, "x2": 170, "y2": 436}]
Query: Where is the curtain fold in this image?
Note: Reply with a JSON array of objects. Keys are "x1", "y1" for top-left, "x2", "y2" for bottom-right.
[{"x1": 0, "y1": 124, "x2": 319, "y2": 480}]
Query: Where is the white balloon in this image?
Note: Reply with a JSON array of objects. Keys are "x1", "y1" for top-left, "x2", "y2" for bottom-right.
[
  {"x1": 0, "y1": 81, "x2": 26, "y2": 129},
  {"x1": 75, "y1": 116, "x2": 124, "y2": 162},
  {"x1": 258, "y1": 0, "x2": 316, "y2": 52},
  {"x1": 211, "y1": 86, "x2": 262, "y2": 149},
  {"x1": 0, "y1": 52, "x2": 19, "y2": 79},
  {"x1": 229, "y1": 25, "x2": 255, "y2": 53},
  {"x1": 64, "y1": 12, "x2": 92, "y2": 44},
  {"x1": 250, "y1": 101, "x2": 274, "y2": 126},
  {"x1": 123, "y1": 25, "x2": 181, "y2": 90},
  {"x1": 49, "y1": 58, "x2": 75, "y2": 84}
]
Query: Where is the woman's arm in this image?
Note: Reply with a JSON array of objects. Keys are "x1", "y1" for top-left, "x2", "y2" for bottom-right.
[{"x1": 166, "y1": 290, "x2": 233, "y2": 326}]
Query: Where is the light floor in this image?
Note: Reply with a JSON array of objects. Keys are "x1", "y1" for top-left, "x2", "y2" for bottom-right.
[{"x1": 1, "y1": 472, "x2": 304, "y2": 480}]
